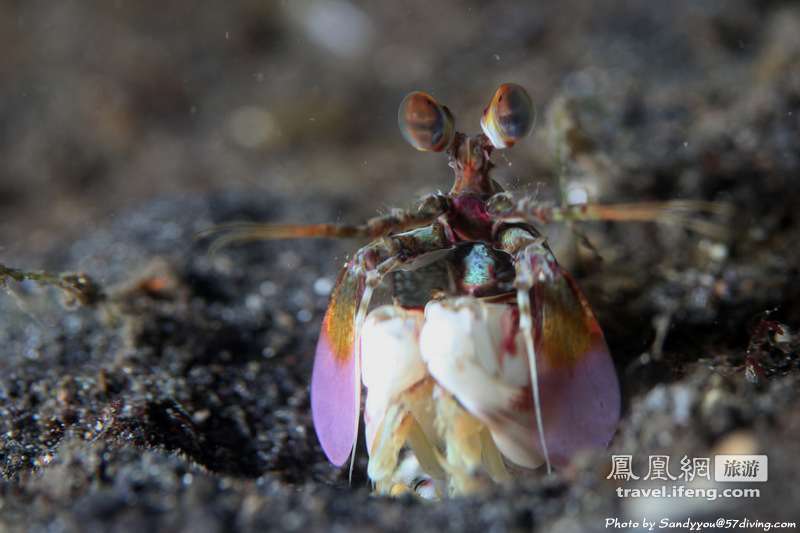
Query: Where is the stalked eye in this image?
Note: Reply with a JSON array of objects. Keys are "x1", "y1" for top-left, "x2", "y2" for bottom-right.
[
  {"x1": 398, "y1": 91, "x2": 455, "y2": 152},
  {"x1": 481, "y1": 83, "x2": 534, "y2": 149}
]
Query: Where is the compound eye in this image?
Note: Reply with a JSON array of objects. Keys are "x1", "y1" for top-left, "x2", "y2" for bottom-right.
[
  {"x1": 481, "y1": 83, "x2": 534, "y2": 149},
  {"x1": 398, "y1": 91, "x2": 455, "y2": 152}
]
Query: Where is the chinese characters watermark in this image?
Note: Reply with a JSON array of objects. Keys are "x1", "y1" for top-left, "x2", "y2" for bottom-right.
[{"x1": 607, "y1": 454, "x2": 766, "y2": 483}]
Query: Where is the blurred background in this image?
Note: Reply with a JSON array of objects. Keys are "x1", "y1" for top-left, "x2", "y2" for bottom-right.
[{"x1": 3, "y1": 0, "x2": 797, "y2": 259}]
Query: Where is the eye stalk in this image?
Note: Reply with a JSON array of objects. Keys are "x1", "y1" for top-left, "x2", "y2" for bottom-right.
[
  {"x1": 480, "y1": 83, "x2": 534, "y2": 149},
  {"x1": 398, "y1": 91, "x2": 456, "y2": 152}
]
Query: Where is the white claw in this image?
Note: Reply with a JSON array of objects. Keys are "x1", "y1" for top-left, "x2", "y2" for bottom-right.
[
  {"x1": 419, "y1": 298, "x2": 543, "y2": 470},
  {"x1": 362, "y1": 297, "x2": 545, "y2": 492},
  {"x1": 361, "y1": 305, "x2": 427, "y2": 452},
  {"x1": 419, "y1": 298, "x2": 520, "y2": 388}
]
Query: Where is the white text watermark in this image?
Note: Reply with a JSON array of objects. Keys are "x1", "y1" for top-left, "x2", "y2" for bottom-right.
[{"x1": 604, "y1": 517, "x2": 795, "y2": 531}]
